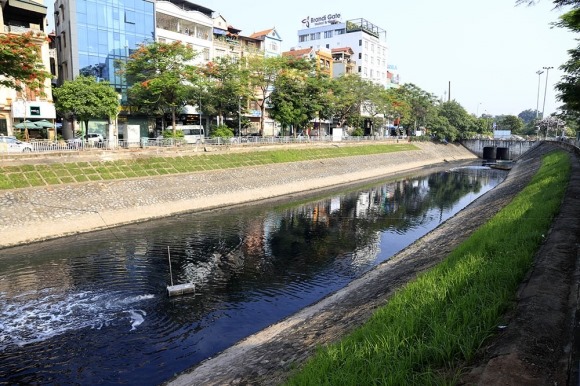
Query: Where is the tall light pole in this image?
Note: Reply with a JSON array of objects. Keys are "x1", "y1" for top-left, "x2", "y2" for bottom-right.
[
  {"x1": 536, "y1": 69, "x2": 544, "y2": 119},
  {"x1": 541, "y1": 66, "x2": 553, "y2": 119},
  {"x1": 238, "y1": 96, "x2": 242, "y2": 140}
]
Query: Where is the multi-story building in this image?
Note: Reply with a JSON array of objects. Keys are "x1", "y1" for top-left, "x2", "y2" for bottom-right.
[
  {"x1": 296, "y1": 14, "x2": 388, "y2": 87},
  {"x1": 53, "y1": 0, "x2": 155, "y2": 137},
  {"x1": 331, "y1": 47, "x2": 356, "y2": 77},
  {"x1": 156, "y1": 0, "x2": 212, "y2": 65},
  {"x1": 54, "y1": 0, "x2": 155, "y2": 88},
  {"x1": 282, "y1": 46, "x2": 333, "y2": 78},
  {"x1": 248, "y1": 28, "x2": 282, "y2": 58},
  {"x1": 0, "y1": 0, "x2": 55, "y2": 137}
]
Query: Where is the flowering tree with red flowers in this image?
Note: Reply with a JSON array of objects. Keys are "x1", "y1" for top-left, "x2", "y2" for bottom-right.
[{"x1": 0, "y1": 31, "x2": 51, "y2": 93}]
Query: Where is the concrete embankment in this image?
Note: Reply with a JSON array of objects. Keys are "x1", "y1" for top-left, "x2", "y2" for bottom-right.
[{"x1": 0, "y1": 142, "x2": 477, "y2": 249}]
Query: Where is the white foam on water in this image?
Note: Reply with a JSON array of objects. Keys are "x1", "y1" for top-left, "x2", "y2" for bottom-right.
[
  {"x1": 0, "y1": 291, "x2": 154, "y2": 350},
  {"x1": 127, "y1": 310, "x2": 146, "y2": 331}
]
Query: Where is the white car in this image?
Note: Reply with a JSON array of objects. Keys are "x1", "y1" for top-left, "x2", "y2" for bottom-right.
[
  {"x1": 0, "y1": 136, "x2": 33, "y2": 152},
  {"x1": 85, "y1": 133, "x2": 104, "y2": 144}
]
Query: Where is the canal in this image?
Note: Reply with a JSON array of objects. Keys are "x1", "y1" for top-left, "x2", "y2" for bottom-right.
[{"x1": 0, "y1": 165, "x2": 507, "y2": 385}]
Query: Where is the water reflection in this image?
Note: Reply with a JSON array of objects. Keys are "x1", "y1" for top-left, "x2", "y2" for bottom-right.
[{"x1": 0, "y1": 166, "x2": 506, "y2": 385}]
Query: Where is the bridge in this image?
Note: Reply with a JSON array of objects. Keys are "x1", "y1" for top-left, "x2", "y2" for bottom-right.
[{"x1": 461, "y1": 139, "x2": 539, "y2": 161}]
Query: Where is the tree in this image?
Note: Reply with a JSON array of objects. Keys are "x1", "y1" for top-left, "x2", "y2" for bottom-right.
[
  {"x1": 555, "y1": 8, "x2": 580, "y2": 123},
  {"x1": 425, "y1": 114, "x2": 455, "y2": 141},
  {"x1": 498, "y1": 115, "x2": 524, "y2": 133},
  {"x1": 246, "y1": 56, "x2": 289, "y2": 134},
  {"x1": 119, "y1": 41, "x2": 199, "y2": 136},
  {"x1": 198, "y1": 57, "x2": 249, "y2": 129},
  {"x1": 517, "y1": 1, "x2": 579, "y2": 124},
  {"x1": 0, "y1": 31, "x2": 51, "y2": 93},
  {"x1": 269, "y1": 65, "x2": 315, "y2": 134},
  {"x1": 517, "y1": 109, "x2": 538, "y2": 124},
  {"x1": 397, "y1": 84, "x2": 437, "y2": 135},
  {"x1": 438, "y1": 100, "x2": 477, "y2": 139},
  {"x1": 53, "y1": 76, "x2": 120, "y2": 138},
  {"x1": 325, "y1": 75, "x2": 367, "y2": 131}
]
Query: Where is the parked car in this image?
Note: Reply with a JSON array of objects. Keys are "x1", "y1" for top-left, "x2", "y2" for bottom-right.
[
  {"x1": 85, "y1": 133, "x2": 104, "y2": 145},
  {"x1": 0, "y1": 135, "x2": 33, "y2": 152}
]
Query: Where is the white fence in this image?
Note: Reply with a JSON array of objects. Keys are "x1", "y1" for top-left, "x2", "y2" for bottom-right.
[{"x1": 20, "y1": 135, "x2": 400, "y2": 154}]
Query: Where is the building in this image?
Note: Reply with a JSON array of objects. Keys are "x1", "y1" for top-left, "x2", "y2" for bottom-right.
[
  {"x1": 248, "y1": 27, "x2": 282, "y2": 58},
  {"x1": 297, "y1": 14, "x2": 388, "y2": 87},
  {"x1": 54, "y1": 0, "x2": 155, "y2": 88},
  {"x1": 0, "y1": 0, "x2": 56, "y2": 137},
  {"x1": 156, "y1": 0, "x2": 212, "y2": 66},
  {"x1": 386, "y1": 63, "x2": 400, "y2": 89},
  {"x1": 331, "y1": 47, "x2": 356, "y2": 77},
  {"x1": 282, "y1": 46, "x2": 333, "y2": 77},
  {"x1": 53, "y1": 0, "x2": 155, "y2": 137}
]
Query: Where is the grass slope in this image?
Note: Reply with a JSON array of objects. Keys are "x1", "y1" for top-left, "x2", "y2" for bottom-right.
[{"x1": 0, "y1": 144, "x2": 417, "y2": 190}]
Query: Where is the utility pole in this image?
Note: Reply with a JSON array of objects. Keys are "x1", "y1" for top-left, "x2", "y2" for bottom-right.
[
  {"x1": 541, "y1": 66, "x2": 553, "y2": 119},
  {"x1": 448, "y1": 81, "x2": 451, "y2": 102},
  {"x1": 536, "y1": 69, "x2": 544, "y2": 119}
]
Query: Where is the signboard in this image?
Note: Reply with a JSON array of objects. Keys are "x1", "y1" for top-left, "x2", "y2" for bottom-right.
[
  {"x1": 493, "y1": 130, "x2": 511, "y2": 139},
  {"x1": 11, "y1": 101, "x2": 56, "y2": 119},
  {"x1": 301, "y1": 13, "x2": 341, "y2": 28}
]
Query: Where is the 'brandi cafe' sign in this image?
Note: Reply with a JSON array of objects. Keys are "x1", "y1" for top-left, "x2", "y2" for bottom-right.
[{"x1": 301, "y1": 12, "x2": 341, "y2": 28}]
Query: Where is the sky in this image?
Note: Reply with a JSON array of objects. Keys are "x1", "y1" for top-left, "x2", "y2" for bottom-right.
[{"x1": 46, "y1": 0, "x2": 577, "y2": 118}]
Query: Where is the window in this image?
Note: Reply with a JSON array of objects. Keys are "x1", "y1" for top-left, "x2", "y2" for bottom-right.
[
  {"x1": 358, "y1": 66, "x2": 361, "y2": 73},
  {"x1": 359, "y1": 39, "x2": 362, "y2": 46},
  {"x1": 324, "y1": 30, "x2": 333, "y2": 38},
  {"x1": 299, "y1": 34, "x2": 308, "y2": 42},
  {"x1": 358, "y1": 53, "x2": 362, "y2": 59},
  {"x1": 326, "y1": 44, "x2": 329, "y2": 49},
  {"x1": 125, "y1": 10, "x2": 135, "y2": 24}
]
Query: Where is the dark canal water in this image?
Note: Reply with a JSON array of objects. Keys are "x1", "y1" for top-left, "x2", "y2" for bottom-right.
[{"x1": 0, "y1": 165, "x2": 507, "y2": 385}]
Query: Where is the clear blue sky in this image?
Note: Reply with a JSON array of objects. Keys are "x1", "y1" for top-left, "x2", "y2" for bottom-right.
[{"x1": 47, "y1": 0, "x2": 575, "y2": 118}]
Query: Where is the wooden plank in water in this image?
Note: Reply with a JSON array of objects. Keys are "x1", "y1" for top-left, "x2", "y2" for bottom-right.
[{"x1": 167, "y1": 283, "x2": 195, "y2": 297}]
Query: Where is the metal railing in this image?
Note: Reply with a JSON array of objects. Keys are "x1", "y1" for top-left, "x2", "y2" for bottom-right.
[{"x1": 21, "y1": 135, "x2": 407, "y2": 154}]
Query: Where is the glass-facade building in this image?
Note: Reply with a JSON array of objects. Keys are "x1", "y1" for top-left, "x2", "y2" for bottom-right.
[{"x1": 54, "y1": 0, "x2": 155, "y2": 94}]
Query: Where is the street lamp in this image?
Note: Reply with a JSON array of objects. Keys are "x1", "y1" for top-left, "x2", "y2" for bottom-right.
[
  {"x1": 238, "y1": 96, "x2": 242, "y2": 140},
  {"x1": 541, "y1": 66, "x2": 553, "y2": 119},
  {"x1": 114, "y1": 93, "x2": 122, "y2": 148},
  {"x1": 476, "y1": 102, "x2": 482, "y2": 117},
  {"x1": 536, "y1": 69, "x2": 544, "y2": 119}
]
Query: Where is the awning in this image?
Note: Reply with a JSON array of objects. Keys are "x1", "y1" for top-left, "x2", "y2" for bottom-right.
[{"x1": 213, "y1": 28, "x2": 227, "y2": 36}]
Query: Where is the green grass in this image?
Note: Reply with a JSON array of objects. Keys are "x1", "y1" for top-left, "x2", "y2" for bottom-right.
[
  {"x1": 284, "y1": 150, "x2": 571, "y2": 386},
  {"x1": 0, "y1": 144, "x2": 417, "y2": 190}
]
